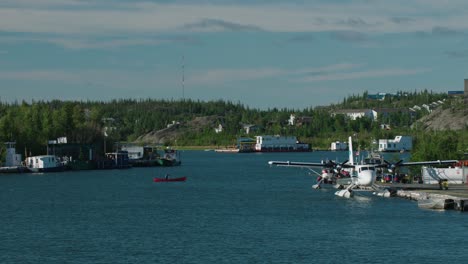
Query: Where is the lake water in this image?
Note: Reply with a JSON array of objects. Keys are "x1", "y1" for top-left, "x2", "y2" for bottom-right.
[{"x1": 1, "y1": 151, "x2": 467, "y2": 263}]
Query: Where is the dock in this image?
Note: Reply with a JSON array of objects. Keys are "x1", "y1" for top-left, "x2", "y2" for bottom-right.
[{"x1": 390, "y1": 183, "x2": 468, "y2": 211}]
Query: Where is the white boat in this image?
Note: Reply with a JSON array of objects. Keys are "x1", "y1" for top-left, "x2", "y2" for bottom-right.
[
  {"x1": 25, "y1": 155, "x2": 66, "y2": 172},
  {"x1": 214, "y1": 148, "x2": 240, "y2": 153},
  {"x1": 418, "y1": 198, "x2": 454, "y2": 210}
]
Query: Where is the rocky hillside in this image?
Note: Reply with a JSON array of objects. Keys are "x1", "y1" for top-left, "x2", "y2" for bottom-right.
[
  {"x1": 135, "y1": 116, "x2": 221, "y2": 144},
  {"x1": 413, "y1": 107, "x2": 468, "y2": 131},
  {"x1": 134, "y1": 104, "x2": 468, "y2": 145}
]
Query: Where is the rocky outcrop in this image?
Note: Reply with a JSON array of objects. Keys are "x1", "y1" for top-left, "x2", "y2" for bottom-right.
[
  {"x1": 135, "y1": 115, "x2": 222, "y2": 144},
  {"x1": 413, "y1": 107, "x2": 468, "y2": 131}
]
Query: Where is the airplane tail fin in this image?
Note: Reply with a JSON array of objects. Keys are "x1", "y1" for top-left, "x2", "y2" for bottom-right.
[{"x1": 348, "y1": 136, "x2": 354, "y2": 165}]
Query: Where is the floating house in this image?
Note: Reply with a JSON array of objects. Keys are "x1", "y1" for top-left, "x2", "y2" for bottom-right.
[
  {"x1": 25, "y1": 155, "x2": 65, "y2": 172},
  {"x1": 254, "y1": 135, "x2": 309, "y2": 152},
  {"x1": 95, "y1": 151, "x2": 131, "y2": 169},
  {"x1": 378, "y1": 136, "x2": 412, "y2": 152}
]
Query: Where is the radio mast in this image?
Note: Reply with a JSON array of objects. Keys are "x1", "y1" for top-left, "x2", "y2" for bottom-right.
[{"x1": 181, "y1": 55, "x2": 185, "y2": 100}]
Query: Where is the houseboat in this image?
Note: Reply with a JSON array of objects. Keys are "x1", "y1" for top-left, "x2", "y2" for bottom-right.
[
  {"x1": 25, "y1": 155, "x2": 66, "y2": 172},
  {"x1": 95, "y1": 151, "x2": 131, "y2": 169},
  {"x1": 120, "y1": 145, "x2": 161, "y2": 167},
  {"x1": 254, "y1": 135, "x2": 310, "y2": 152}
]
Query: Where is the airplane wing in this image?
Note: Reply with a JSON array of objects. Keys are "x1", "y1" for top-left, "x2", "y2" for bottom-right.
[
  {"x1": 376, "y1": 159, "x2": 458, "y2": 171},
  {"x1": 268, "y1": 160, "x2": 355, "y2": 168},
  {"x1": 395, "y1": 160, "x2": 458, "y2": 167}
]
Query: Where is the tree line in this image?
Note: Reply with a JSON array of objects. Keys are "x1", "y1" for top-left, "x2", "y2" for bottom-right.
[{"x1": 0, "y1": 91, "x2": 466, "y2": 161}]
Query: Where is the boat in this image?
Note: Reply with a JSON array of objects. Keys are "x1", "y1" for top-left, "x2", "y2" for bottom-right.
[
  {"x1": 153, "y1": 176, "x2": 186, "y2": 182},
  {"x1": 24, "y1": 155, "x2": 66, "y2": 172},
  {"x1": 214, "y1": 148, "x2": 239, "y2": 153},
  {"x1": 158, "y1": 148, "x2": 181, "y2": 166},
  {"x1": 418, "y1": 198, "x2": 455, "y2": 210}
]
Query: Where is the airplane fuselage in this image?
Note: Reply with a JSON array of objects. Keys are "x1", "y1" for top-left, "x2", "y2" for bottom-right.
[{"x1": 354, "y1": 165, "x2": 376, "y2": 186}]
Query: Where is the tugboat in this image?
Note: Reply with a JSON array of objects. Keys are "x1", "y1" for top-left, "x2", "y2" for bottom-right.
[{"x1": 158, "y1": 148, "x2": 181, "y2": 166}]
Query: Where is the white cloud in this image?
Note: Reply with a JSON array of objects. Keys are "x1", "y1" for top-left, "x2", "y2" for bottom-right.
[
  {"x1": 0, "y1": 70, "x2": 78, "y2": 81},
  {"x1": 186, "y1": 63, "x2": 428, "y2": 85},
  {"x1": 0, "y1": 0, "x2": 468, "y2": 37},
  {"x1": 298, "y1": 68, "x2": 431, "y2": 82}
]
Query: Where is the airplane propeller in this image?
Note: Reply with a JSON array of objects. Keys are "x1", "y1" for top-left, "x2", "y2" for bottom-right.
[
  {"x1": 384, "y1": 160, "x2": 404, "y2": 173},
  {"x1": 326, "y1": 160, "x2": 348, "y2": 177}
]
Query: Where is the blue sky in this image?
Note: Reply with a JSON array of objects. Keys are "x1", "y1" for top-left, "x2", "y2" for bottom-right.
[{"x1": 0, "y1": 0, "x2": 467, "y2": 109}]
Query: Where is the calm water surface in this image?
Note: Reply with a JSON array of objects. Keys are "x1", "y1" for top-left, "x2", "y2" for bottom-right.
[{"x1": 1, "y1": 151, "x2": 467, "y2": 263}]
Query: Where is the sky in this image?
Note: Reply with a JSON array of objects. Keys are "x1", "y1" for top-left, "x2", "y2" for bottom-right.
[{"x1": 0, "y1": 0, "x2": 467, "y2": 109}]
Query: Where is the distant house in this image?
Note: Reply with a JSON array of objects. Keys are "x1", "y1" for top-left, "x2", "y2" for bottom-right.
[
  {"x1": 214, "y1": 124, "x2": 223, "y2": 133},
  {"x1": 167, "y1": 121, "x2": 180, "y2": 128},
  {"x1": 448, "y1": 91, "x2": 464, "y2": 97},
  {"x1": 332, "y1": 109, "x2": 374, "y2": 120},
  {"x1": 378, "y1": 136, "x2": 412, "y2": 152},
  {"x1": 295, "y1": 116, "x2": 312, "y2": 126},
  {"x1": 367, "y1": 93, "x2": 386, "y2": 101},
  {"x1": 410, "y1": 105, "x2": 422, "y2": 111},
  {"x1": 288, "y1": 114, "x2": 296, "y2": 126},
  {"x1": 380, "y1": 124, "x2": 391, "y2": 130},
  {"x1": 330, "y1": 141, "x2": 348, "y2": 151},
  {"x1": 367, "y1": 92, "x2": 400, "y2": 101},
  {"x1": 243, "y1": 124, "x2": 260, "y2": 135},
  {"x1": 422, "y1": 104, "x2": 431, "y2": 113},
  {"x1": 372, "y1": 108, "x2": 414, "y2": 121},
  {"x1": 288, "y1": 114, "x2": 312, "y2": 126}
]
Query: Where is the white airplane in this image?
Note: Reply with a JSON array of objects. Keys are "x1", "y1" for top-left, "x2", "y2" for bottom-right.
[{"x1": 268, "y1": 136, "x2": 458, "y2": 198}]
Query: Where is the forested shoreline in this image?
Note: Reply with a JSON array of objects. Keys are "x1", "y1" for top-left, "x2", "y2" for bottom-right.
[{"x1": 0, "y1": 90, "x2": 466, "y2": 162}]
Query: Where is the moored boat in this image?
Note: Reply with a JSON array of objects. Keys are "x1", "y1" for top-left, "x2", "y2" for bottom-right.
[
  {"x1": 158, "y1": 148, "x2": 181, "y2": 166},
  {"x1": 418, "y1": 198, "x2": 455, "y2": 210},
  {"x1": 153, "y1": 176, "x2": 186, "y2": 182},
  {"x1": 25, "y1": 155, "x2": 66, "y2": 172}
]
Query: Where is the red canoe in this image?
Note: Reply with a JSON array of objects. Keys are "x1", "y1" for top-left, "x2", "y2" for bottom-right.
[{"x1": 153, "y1": 176, "x2": 186, "y2": 182}]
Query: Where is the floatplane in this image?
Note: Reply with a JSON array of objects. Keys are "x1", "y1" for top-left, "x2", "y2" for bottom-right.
[{"x1": 268, "y1": 136, "x2": 458, "y2": 198}]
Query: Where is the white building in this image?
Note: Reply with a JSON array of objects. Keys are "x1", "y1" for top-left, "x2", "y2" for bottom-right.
[
  {"x1": 121, "y1": 145, "x2": 145, "y2": 160},
  {"x1": 288, "y1": 114, "x2": 296, "y2": 126},
  {"x1": 214, "y1": 124, "x2": 223, "y2": 133},
  {"x1": 333, "y1": 109, "x2": 375, "y2": 120},
  {"x1": 254, "y1": 135, "x2": 309, "y2": 152},
  {"x1": 378, "y1": 136, "x2": 412, "y2": 152},
  {"x1": 243, "y1": 124, "x2": 260, "y2": 135},
  {"x1": 330, "y1": 141, "x2": 348, "y2": 151}
]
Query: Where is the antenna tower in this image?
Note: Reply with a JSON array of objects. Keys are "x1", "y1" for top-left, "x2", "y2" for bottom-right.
[{"x1": 182, "y1": 55, "x2": 185, "y2": 100}]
